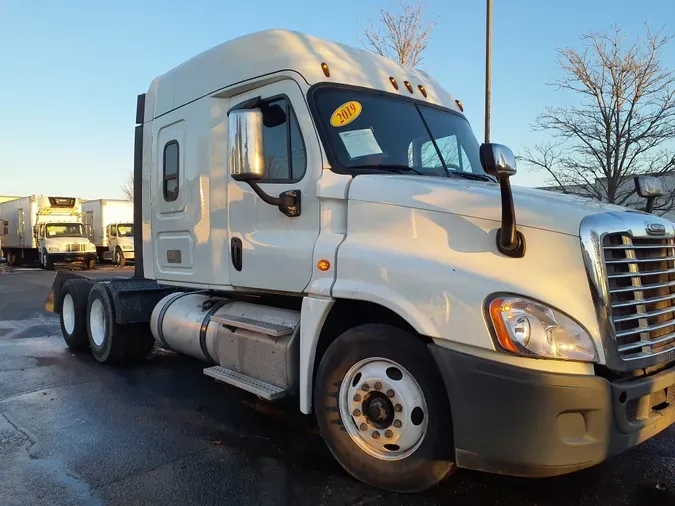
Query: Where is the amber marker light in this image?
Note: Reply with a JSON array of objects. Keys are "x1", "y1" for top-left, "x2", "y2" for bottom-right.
[
  {"x1": 404, "y1": 80, "x2": 414, "y2": 93},
  {"x1": 317, "y1": 259, "x2": 330, "y2": 271},
  {"x1": 321, "y1": 62, "x2": 330, "y2": 78},
  {"x1": 389, "y1": 77, "x2": 399, "y2": 90},
  {"x1": 418, "y1": 85, "x2": 427, "y2": 97},
  {"x1": 455, "y1": 99, "x2": 464, "y2": 112},
  {"x1": 489, "y1": 298, "x2": 519, "y2": 353}
]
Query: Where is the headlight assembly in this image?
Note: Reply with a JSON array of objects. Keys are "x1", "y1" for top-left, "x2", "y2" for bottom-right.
[{"x1": 487, "y1": 295, "x2": 597, "y2": 362}]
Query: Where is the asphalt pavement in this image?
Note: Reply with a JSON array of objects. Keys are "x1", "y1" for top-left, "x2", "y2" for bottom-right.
[{"x1": 0, "y1": 265, "x2": 674, "y2": 506}]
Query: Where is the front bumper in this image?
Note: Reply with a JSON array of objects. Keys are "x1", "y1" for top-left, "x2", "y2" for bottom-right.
[
  {"x1": 120, "y1": 250, "x2": 135, "y2": 260},
  {"x1": 429, "y1": 344, "x2": 675, "y2": 477},
  {"x1": 49, "y1": 252, "x2": 97, "y2": 263}
]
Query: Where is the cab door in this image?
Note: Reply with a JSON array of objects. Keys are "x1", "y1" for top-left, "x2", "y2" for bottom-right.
[{"x1": 227, "y1": 80, "x2": 321, "y2": 293}]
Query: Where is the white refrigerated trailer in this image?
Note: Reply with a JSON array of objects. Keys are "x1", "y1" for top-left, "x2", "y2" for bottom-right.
[
  {"x1": 46, "y1": 29, "x2": 675, "y2": 493},
  {"x1": 83, "y1": 199, "x2": 134, "y2": 266},
  {"x1": 0, "y1": 195, "x2": 97, "y2": 269}
]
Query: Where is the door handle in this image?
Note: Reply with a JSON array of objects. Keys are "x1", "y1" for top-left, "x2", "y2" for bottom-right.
[{"x1": 231, "y1": 237, "x2": 243, "y2": 271}]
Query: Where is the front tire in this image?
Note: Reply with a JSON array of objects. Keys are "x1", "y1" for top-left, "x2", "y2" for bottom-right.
[
  {"x1": 59, "y1": 278, "x2": 94, "y2": 350},
  {"x1": 115, "y1": 248, "x2": 126, "y2": 268},
  {"x1": 86, "y1": 283, "x2": 154, "y2": 365},
  {"x1": 314, "y1": 324, "x2": 455, "y2": 493},
  {"x1": 86, "y1": 258, "x2": 96, "y2": 270},
  {"x1": 42, "y1": 250, "x2": 54, "y2": 270}
]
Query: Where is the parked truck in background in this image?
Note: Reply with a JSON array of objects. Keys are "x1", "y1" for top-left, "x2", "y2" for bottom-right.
[
  {"x1": 46, "y1": 30, "x2": 675, "y2": 493},
  {"x1": 83, "y1": 199, "x2": 134, "y2": 266},
  {"x1": 0, "y1": 195, "x2": 97, "y2": 269}
]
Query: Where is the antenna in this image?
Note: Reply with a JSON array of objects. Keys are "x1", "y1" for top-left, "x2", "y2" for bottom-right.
[{"x1": 485, "y1": 0, "x2": 492, "y2": 144}]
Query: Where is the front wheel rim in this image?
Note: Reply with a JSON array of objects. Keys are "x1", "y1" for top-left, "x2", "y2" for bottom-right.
[
  {"x1": 338, "y1": 357, "x2": 429, "y2": 461},
  {"x1": 89, "y1": 298, "x2": 106, "y2": 346}
]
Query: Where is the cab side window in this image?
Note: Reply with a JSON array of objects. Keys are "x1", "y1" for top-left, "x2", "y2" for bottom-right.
[{"x1": 259, "y1": 98, "x2": 306, "y2": 182}]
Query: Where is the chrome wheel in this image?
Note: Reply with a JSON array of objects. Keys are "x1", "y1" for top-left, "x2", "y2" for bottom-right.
[
  {"x1": 339, "y1": 357, "x2": 429, "y2": 461},
  {"x1": 62, "y1": 293, "x2": 75, "y2": 335},
  {"x1": 89, "y1": 298, "x2": 106, "y2": 346}
]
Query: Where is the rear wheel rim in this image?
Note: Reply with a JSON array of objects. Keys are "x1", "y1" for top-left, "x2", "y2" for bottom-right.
[
  {"x1": 62, "y1": 293, "x2": 75, "y2": 334},
  {"x1": 339, "y1": 357, "x2": 429, "y2": 461},
  {"x1": 89, "y1": 299, "x2": 106, "y2": 346}
]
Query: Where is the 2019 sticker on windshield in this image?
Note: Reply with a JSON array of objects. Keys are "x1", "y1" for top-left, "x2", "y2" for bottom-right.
[{"x1": 330, "y1": 101, "x2": 362, "y2": 127}]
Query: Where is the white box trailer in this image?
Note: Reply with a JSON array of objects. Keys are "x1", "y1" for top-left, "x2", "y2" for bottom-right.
[
  {"x1": 46, "y1": 29, "x2": 675, "y2": 493},
  {"x1": 0, "y1": 195, "x2": 96, "y2": 268},
  {"x1": 83, "y1": 199, "x2": 134, "y2": 265}
]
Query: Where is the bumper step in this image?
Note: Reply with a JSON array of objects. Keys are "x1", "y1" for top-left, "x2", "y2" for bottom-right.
[{"x1": 203, "y1": 366, "x2": 287, "y2": 400}]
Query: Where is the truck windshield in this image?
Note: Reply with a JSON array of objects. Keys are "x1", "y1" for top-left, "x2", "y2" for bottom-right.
[
  {"x1": 311, "y1": 87, "x2": 488, "y2": 179},
  {"x1": 117, "y1": 224, "x2": 134, "y2": 237},
  {"x1": 46, "y1": 223, "x2": 85, "y2": 238}
]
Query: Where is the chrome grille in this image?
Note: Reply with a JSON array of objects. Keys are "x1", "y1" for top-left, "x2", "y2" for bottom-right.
[
  {"x1": 66, "y1": 243, "x2": 86, "y2": 252},
  {"x1": 604, "y1": 234, "x2": 675, "y2": 360}
]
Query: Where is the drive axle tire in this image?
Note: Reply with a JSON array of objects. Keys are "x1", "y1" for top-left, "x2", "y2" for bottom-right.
[
  {"x1": 314, "y1": 324, "x2": 455, "y2": 493},
  {"x1": 86, "y1": 283, "x2": 155, "y2": 366},
  {"x1": 59, "y1": 278, "x2": 95, "y2": 351}
]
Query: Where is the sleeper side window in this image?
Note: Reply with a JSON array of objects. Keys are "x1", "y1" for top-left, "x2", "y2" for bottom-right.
[{"x1": 163, "y1": 140, "x2": 180, "y2": 201}]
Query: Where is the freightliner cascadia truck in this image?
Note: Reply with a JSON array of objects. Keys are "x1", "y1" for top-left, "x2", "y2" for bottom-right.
[{"x1": 46, "y1": 30, "x2": 675, "y2": 492}]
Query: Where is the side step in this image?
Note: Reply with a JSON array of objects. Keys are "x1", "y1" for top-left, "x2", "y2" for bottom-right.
[
  {"x1": 210, "y1": 314, "x2": 293, "y2": 337},
  {"x1": 203, "y1": 366, "x2": 287, "y2": 400}
]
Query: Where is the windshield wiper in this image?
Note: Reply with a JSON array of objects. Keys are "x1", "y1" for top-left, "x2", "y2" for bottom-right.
[
  {"x1": 349, "y1": 164, "x2": 424, "y2": 176},
  {"x1": 448, "y1": 170, "x2": 494, "y2": 182}
]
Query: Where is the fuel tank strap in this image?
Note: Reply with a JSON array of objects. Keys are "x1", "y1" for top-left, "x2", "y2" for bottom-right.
[{"x1": 199, "y1": 299, "x2": 232, "y2": 365}]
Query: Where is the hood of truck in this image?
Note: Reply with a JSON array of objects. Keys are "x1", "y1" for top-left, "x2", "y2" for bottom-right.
[
  {"x1": 347, "y1": 175, "x2": 634, "y2": 236},
  {"x1": 116, "y1": 236, "x2": 134, "y2": 247}
]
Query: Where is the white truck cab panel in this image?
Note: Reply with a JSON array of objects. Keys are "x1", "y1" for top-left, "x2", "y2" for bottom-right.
[{"x1": 48, "y1": 29, "x2": 673, "y2": 494}]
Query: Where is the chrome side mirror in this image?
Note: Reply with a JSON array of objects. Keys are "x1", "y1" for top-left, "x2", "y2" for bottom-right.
[
  {"x1": 228, "y1": 109, "x2": 265, "y2": 182},
  {"x1": 634, "y1": 176, "x2": 664, "y2": 214},
  {"x1": 226, "y1": 105, "x2": 301, "y2": 218},
  {"x1": 479, "y1": 143, "x2": 525, "y2": 258},
  {"x1": 479, "y1": 143, "x2": 517, "y2": 177}
]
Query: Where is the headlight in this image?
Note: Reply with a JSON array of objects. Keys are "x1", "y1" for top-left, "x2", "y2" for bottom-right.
[
  {"x1": 48, "y1": 247, "x2": 60, "y2": 252},
  {"x1": 88, "y1": 244, "x2": 96, "y2": 251},
  {"x1": 487, "y1": 295, "x2": 597, "y2": 362}
]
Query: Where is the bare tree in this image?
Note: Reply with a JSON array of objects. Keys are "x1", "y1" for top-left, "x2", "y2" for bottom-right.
[
  {"x1": 120, "y1": 172, "x2": 134, "y2": 201},
  {"x1": 520, "y1": 26, "x2": 675, "y2": 214},
  {"x1": 360, "y1": 1, "x2": 438, "y2": 68}
]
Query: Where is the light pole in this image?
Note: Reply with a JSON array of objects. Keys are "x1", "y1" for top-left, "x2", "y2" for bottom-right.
[{"x1": 485, "y1": 0, "x2": 492, "y2": 144}]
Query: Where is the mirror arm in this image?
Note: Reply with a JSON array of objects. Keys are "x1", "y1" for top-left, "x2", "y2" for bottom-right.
[
  {"x1": 645, "y1": 196, "x2": 656, "y2": 214},
  {"x1": 239, "y1": 179, "x2": 302, "y2": 218},
  {"x1": 495, "y1": 176, "x2": 525, "y2": 258}
]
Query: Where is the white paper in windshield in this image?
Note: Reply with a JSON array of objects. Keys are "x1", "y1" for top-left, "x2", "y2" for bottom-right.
[{"x1": 338, "y1": 128, "x2": 383, "y2": 159}]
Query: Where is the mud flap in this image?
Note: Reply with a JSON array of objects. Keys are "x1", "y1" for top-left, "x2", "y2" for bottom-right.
[{"x1": 44, "y1": 271, "x2": 92, "y2": 313}]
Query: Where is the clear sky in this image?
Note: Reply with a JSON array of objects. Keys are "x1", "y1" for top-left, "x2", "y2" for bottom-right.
[{"x1": 0, "y1": 0, "x2": 672, "y2": 198}]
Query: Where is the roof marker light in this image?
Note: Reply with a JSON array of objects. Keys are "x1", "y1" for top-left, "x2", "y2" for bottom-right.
[
  {"x1": 321, "y1": 62, "x2": 330, "y2": 78},
  {"x1": 404, "y1": 81, "x2": 414, "y2": 94},
  {"x1": 389, "y1": 77, "x2": 399, "y2": 90},
  {"x1": 418, "y1": 85, "x2": 427, "y2": 97},
  {"x1": 455, "y1": 99, "x2": 464, "y2": 112}
]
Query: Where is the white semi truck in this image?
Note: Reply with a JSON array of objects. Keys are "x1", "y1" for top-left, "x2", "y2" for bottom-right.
[
  {"x1": 83, "y1": 199, "x2": 134, "y2": 266},
  {"x1": 46, "y1": 30, "x2": 675, "y2": 493},
  {"x1": 0, "y1": 195, "x2": 97, "y2": 269}
]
